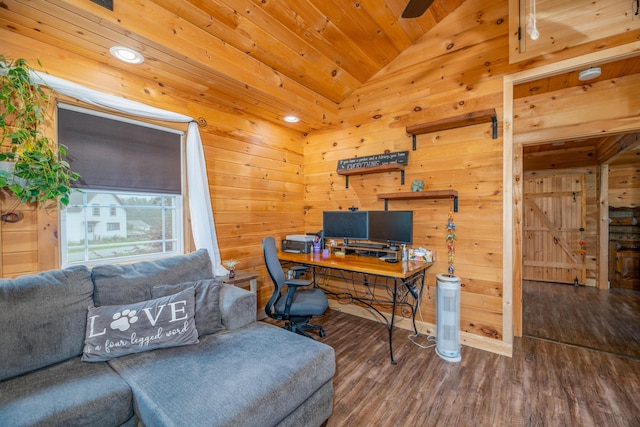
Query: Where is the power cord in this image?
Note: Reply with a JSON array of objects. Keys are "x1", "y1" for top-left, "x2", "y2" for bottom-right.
[{"x1": 407, "y1": 289, "x2": 437, "y2": 349}]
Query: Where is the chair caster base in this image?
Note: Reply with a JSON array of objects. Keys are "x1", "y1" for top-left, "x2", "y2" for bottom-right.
[{"x1": 284, "y1": 322, "x2": 326, "y2": 339}]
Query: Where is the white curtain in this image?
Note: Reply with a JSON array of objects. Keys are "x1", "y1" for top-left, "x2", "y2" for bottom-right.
[{"x1": 29, "y1": 71, "x2": 228, "y2": 276}]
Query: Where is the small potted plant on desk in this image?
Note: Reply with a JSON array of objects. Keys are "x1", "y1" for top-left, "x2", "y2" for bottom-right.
[
  {"x1": 224, "y1": 260, "x2": 239, "y2": 279},
  {"x1": 0, "y1": 55, "x2": 79, "y2": 221}
]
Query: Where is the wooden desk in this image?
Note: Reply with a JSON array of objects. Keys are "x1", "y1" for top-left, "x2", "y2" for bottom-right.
[
  {"x1": 278, "y1": 250, "x2": 429, "y2": 279},
  {"x1": 277, "y1": 251, "x2": 432, "y2": 364},
  {"x1": 220, "y1": 269, "x2": 258, "y2": 293}
]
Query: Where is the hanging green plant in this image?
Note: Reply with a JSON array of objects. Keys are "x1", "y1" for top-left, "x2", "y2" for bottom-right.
[{"x1": 0, "y1": 54, "x2": 79, "y2": 208}]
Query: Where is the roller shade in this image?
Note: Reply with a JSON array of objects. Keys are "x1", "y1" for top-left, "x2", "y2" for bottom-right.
[{"x1": 58, "y1": 106, "x2": 182, "y2": 194}]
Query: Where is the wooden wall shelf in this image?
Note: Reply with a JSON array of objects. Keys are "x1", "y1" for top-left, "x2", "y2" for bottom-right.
[
  {"x1": 377, "y1": 189, "x2": 458, "y2": 211},
  {"x1": 336, "y1": 163, "x2": 405, "y2": 188},
  {"x1": 406, "y1": 109, "x2": 497, "y2": 150}
]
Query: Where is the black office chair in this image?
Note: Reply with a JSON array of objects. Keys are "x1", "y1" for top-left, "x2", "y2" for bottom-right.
[{"x1": 262, "y1": 236, "x2": 328, "y2": 338}]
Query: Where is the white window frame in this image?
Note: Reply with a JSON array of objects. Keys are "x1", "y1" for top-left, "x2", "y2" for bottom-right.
[{"x1": 61, "y1": 190, "x2": 183, "y2": 267}]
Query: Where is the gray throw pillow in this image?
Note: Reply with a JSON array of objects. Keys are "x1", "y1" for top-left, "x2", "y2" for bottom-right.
[
  {"x1": 91, "y1": 249, "x2": 213, "y2": 306},
  {"x1": 82, "y1": 287, "x2": 199, "y2": 362},
  {"x1": 152, "y1": 279, "x2": 225, "y2": 337}
]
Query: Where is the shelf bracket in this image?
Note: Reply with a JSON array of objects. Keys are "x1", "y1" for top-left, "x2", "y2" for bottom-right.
[
  {"x1": 453, "y1": 196, "x2": 458, "y2": 212},
  {"x1": 412, "y1": 133, "x2": 417, "y2": 151},
  {"x1": 401, "y1": 170, "x2": 405, "y2": 185},
  {"x1": 492, "y1": 116, "x2": 498, "y2": 139},
  {"x1": 345, "y1": 175, "x2": 349, "y2": 189}
]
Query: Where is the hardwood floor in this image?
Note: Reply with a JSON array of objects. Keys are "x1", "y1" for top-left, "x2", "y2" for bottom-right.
[
  {"x1": 523, "y1": 280, "x2": 640, "y2": 359},
  {"x1": 275, "y1": 309, "x2": 640, "y2": 426}
]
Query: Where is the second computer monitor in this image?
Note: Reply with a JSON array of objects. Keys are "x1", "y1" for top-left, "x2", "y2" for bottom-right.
[{"x1": 367, "y1": 210, "x2": 413, "y2": 246}]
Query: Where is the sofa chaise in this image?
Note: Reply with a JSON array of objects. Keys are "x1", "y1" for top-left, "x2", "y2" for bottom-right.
[{"x1": 0, "y1": 249, "x2": 335, "y2": 427}]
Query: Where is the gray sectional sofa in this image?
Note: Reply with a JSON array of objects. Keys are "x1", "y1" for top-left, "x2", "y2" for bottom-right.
[{"x1": 0, "y1": 249, "x2": 335, "y2": 427}]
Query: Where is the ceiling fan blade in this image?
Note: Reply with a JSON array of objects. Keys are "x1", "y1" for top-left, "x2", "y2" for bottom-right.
[{"x1": 401, "y1": 0, "x2": 436, "y2": 18}]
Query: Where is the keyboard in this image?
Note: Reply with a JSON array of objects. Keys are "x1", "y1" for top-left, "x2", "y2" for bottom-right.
[{"x1": 346, "y1": 242, "x2": 386, "y2": 249}]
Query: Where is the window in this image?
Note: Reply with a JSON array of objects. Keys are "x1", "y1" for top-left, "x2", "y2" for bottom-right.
[
  {"x1": 59, "y1": 105, "x2": 184, "y2": 266},
  {"x1": 62, "y1": 191, "x2": 181, "y2": 265}
]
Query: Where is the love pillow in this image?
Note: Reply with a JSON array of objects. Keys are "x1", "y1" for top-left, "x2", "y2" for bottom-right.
[{"x1": 82, "y1": 287, "x2": 198, "y2": 362}]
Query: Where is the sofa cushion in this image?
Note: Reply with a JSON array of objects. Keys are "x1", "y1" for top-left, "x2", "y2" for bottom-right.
[
  {"x1": 0, "y1": 357, "x2": 133, "y2": 427},
  {"x1": 92, "y1": 249, "x2": 213, "y2": 306},
  {"x1": 107, "y1": 322, "x2": 336, "y2": 427},
  {"x1": 219, "y1": 284, "x2": 257, "y2": 330},
  {"x1": 152, "y1": 279, "x2": 225, "y2": 336},
  {"x1": 0, "y1": 265, "x2": 93, "y2": 382},
  {"x1": 82, "y1": 287, "x2": 199, "y2": 362}
]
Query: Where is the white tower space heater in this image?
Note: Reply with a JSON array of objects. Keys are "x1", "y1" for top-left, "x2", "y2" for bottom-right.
[{"x1": 436, "y1": 274, "x2": 462, "y2": 362}]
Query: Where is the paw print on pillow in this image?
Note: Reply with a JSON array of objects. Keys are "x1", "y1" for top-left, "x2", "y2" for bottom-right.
[{"x1": 110, "y1": 309, "x2": 139, "y2": 331}]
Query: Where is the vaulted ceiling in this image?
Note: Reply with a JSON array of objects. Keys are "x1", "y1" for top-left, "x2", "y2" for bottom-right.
[{"x1": 0, "y1": 0, "x2": 464, "y2": 132}]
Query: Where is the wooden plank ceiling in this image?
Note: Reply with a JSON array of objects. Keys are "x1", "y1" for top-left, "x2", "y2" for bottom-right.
[
  {"x1": 0, "y1": 0, "x2": 464, "y2": 132},
  {"x1": 518, "y1": 56, "x2": 640, "y2": 169}
]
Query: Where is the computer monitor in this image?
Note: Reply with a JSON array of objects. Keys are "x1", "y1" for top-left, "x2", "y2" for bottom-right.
[
  {"x1": 367, "y1": 210, "x2": 413, "y2": 246},
  {"x1": 322, "y1": 211, "x2": 369, "y2": 244}
]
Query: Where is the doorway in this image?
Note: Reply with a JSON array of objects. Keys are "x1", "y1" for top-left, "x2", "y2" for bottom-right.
[
  {"x1": 519, "y1": 151, "x2": 640, "y2": 358},
  {"x1": 502, "y1": 43, "x2": 640, "y2": 345},
  {"x1": 523, "y1": 173, "x2": 586, "y2": 285}
]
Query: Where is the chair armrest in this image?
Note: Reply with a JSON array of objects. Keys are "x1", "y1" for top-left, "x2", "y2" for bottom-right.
[
  {"x1": 219, "y1": 284, "x2": 257, "y2": 330},
  {"x1": 283, "y1": 279, "x2": 313, "y2": 288}
]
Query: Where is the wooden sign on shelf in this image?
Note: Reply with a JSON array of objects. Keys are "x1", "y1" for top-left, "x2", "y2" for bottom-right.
[{"x1": 336, "y1": 151, "x2": 409, "y2": 172}]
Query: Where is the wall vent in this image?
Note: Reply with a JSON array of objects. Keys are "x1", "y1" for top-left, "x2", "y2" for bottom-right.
[{"x1": 91, "y1": 0, "x2": 113, "y2": 11}]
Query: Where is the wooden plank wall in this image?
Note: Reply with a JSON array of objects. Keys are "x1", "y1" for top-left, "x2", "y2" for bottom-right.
[
  {"x1": 0, "y1": 198, "x2": 59, "y2": 278},
  {"x1": 513, "y1": 72, "x2": 640, "y2": 144},
  {"x1": 304, "y1": 0, "x2": 511, "y2": 353},
  {"x1": 1, "y1": 0, "x2": 639, "y2": 354},
  {"x1": 190, "y1": 103, "x2": 306, "y2": 309},
  {"x1": 305, "y1": 0, "x2": 640, "y2": 353},
  {"x1": 0, "y1": 30, "x2": 306, "y2": 311},
  {"x1": 609, "y1": 163, "x2": 640, "y2": 209}
]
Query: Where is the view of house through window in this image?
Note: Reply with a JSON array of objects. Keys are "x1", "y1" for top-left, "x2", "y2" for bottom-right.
[{"x1": 62, "y1": 190, "x2": 182, "y2": 266}]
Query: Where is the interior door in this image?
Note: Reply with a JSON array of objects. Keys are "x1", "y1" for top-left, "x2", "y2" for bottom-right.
[{"x1": 523, "y1": 174, "x2": 587, "y2": 285}]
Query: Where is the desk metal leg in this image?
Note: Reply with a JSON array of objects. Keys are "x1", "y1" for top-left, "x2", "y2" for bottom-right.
[
  {"x1": 280, "y1": 260, "x2": 427, "y2": 365},
  {"x1": 388, "y1": 281, "x2": 398, "y2": 365},
  {"x1": 411, "y1": 274, "x2": 426, "y2": 334}
]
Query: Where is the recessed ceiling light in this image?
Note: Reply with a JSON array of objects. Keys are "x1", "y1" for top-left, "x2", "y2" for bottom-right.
[
  {"x1": 578, "y1": 67, "x2": 601, "y2": 81},
  {"x1": 109, "y1": 46, "x2": 144, "y2": 64},
  {"x1": 283, "y1": 115, "x2": 300, "y2": 123}
]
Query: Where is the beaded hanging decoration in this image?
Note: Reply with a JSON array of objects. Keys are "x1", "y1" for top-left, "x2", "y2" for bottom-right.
[
  {"x1": 579, "y1": 227, "x2": 586, "y2": 255},
  {"x1": 446, "y1": 200, "x2": 456, "y2": 275}
]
